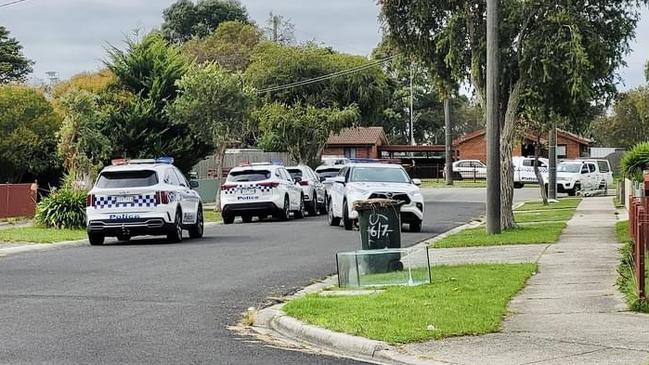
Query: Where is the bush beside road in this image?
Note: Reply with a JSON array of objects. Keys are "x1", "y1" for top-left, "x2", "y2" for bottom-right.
[
  {"x1": 615, "y1": 220, "x2": 648, "y2": 313},
  {"x1": 283, "y1": 263, "x2": 537, "y2": 344}
]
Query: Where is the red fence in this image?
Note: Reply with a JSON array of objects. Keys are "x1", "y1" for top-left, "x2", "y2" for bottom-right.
[
  {"x1": 628, "y1": 193, "x2": 648, "y2": 301},
  {"x1": 0, "y1": 184, "x2": 37, "y2": 219}
]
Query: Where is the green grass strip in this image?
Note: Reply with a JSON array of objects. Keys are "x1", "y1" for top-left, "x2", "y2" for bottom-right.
[
  {"x1": 432, "y1": 223, "x2": 566, "y2": 248},
  {"x1": 0, "y1": 227, "x2": 86, "y2": 244},
  {"x1": 203, "y1": 209, "x2": 222, "y2": 223},
  {"x1": 514, "y1": 209, "x2": 575, "y2": 223},
  {"x1": 284, "y1": 263, "x2": 537, "y2": 344},
  {"x1": 516, "y1": 198, "x2": 581, "y2": 211}
]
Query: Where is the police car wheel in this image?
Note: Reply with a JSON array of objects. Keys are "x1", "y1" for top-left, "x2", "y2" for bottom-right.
[
  {"x1": 276, "y1": 196, "x2": 291, "y2": 221},
  {"x1": 223, "y1": 214, "x2": 235, "y2": 224},
  {"x1": 307, "y1": 194, "x2": 318, "y2": 216},
  {"x1": 88, "y1": 233, "x2": 104, "y2": 246},
  {"x1": 410, "y1": 220, "x2": 422, "y2": 233},
  {"x1": 294, "y1": 197, "x2": 305, "y2": 219},
  {"x1": 167, "y1": 210, "x2": 183, "y2": 243},
  {"x1": 343, "y1": 201, "x2": 354, "y2": 231},
  {"x1": 328, "y1": 200, "x2": 341, "y2": 226},
  {"x1": 189, "y1": 208, "x2": 204, "y2": 239}
]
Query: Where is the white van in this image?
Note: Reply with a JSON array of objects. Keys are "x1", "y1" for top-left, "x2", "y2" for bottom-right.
[{"x1": 513, "y1": 156, "x2": 549, "y2": 189}]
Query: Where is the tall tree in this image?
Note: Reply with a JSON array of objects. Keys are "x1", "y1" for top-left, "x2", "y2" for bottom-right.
[
  {"x1": 167, "y1": 63, "x2": 254, "y2": 202},
  {"x1": 0, "y1": 86, "x2": 60, "y2": 183},
  {"x1": 263, "y1": 12, "x2": 295, "y2": 45},
  {"x1": 103, "y1": 33, "x2": 214, "y2": 172},
  {"x1": 255, "y1": 103, "x2": 360, "y2": 165},
  {"x1": 161, "y1": 0, "x2": 249, "y2": 43},
  {"x1": 57, "y1": 90, "x2": 112, "y2": 183},
  {"x1": 0, "y1": 25, "x2": 33, "y2": 84},
  {"x1": 182, "y1": 21, "x2": 262, "y2": 71},
  {"x1": 591, "y1": 87, "x2": 649, "y2": 148},
  {"x1": 246, "y1": 42, "x2": 390, "y2": 123},
  {"x1": 381, "y1": 0, "x2": 647, "y2": 229}
]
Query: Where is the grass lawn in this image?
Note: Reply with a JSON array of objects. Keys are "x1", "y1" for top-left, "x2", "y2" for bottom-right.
[
  {"x1": 514, "y1": 209, "x2": 575, "y2": 223},
  {"x1": 284, "y1": 263, "x2": 537, "y2": 344},
  {"x1": 203, "y1": 209, "x2": 222, "y2": 223},
  {"x1": 0, "y1": 227, "x2": 86, "y2": 244},
  {"x1": 516, "y1": 198, "x2": 582, "y2": 212},
  {"x1": 432, "y1": 223, "x2": 566, "y2": 248},
  {"x1": 615, "y1": 220, "x2": 648, "y2": 313}
]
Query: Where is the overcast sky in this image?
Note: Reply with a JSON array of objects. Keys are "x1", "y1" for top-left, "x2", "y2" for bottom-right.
[{"x1": 0, "y1": 0, "x2": 647, "y2": 91}]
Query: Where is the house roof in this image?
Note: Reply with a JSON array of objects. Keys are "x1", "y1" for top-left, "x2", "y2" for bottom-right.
[
  {"x1": 453, "y1": 128, "x2": 592, "y2": 146},
  {"x1": 326, "y1": 127, "x2": 388, "y2": 146}
]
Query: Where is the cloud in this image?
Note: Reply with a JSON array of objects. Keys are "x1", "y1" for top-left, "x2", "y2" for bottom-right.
[{"x1": 0, "y1": 0, "x2": 645, "y2": 92}]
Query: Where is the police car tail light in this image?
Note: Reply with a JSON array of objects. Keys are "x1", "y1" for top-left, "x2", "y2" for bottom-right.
[
  {"x1": 86, "y1": 194, "x2": 95, "y2": 207},
  {"x1": 221, "y1": 183, "x2": 238, "y2": 190},
  {"x1": 258, "y1": 182, "x2": 279, "y2": 188},
  {"x1": 156, "y1": 191, "x2": 170, "y2": 205}
]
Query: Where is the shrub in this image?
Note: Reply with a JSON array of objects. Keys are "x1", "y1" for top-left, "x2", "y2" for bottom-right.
[
  {"x1": 620, "y1": 142, "x2": 649, "y2": 181},
  {"x1": 35, "y1": 187, "x2": 86, "y2": 229}
]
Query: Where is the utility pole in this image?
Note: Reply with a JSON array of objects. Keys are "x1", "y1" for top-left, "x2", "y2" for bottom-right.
[
  {"x1": 272, "y1": 13, "x2": 279, "y2": 42},
  {"x1": 548, "y1": 126, "x2": 557, "y2": 200},
  {"x1": 486, "y1": 0, "x2": 501, "y2": 234},
  {"x1": 409, "y1": 63, "x2": 415, "y2": 146},
  {"x1": 444, "y1": 98, "x2": 454, "y2": 185}
]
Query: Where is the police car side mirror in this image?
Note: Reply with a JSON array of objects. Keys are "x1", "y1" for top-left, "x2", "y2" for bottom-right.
[
  {"x1": 293, "y1": 177, "x2": 302, "y2": 184},
  {"x1": 333, "y1": 176, "x2": 346, "y2": 185},
  {"x1": 412, "y1": 178, "x2": 422, "y2": 186},
  {"x1": 189, "y1": 180, "x2": 199, "y2": 189}
]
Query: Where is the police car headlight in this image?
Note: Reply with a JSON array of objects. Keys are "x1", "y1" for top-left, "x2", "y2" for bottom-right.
[
  {"x1": 348, "y1": 186, "x2": 369, "y2": 196},
  {"x1": 410, "y1": 192, "x2": 423, "y2": 200}
]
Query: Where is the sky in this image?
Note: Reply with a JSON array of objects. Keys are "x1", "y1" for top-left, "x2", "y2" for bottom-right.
[{"x1": 0, "y1": 0, "x2": 647, "y2": 90}]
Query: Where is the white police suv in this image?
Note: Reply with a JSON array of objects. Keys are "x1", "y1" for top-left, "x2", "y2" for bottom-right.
[
  {"x1": 327, "y1": 162, "x2": 424, "y2": 232},
  {"x1": 86, "y1": 158, "x2": 203, "y2": 245},
  {"x1": 220, "y1": 163, "x2": 305, "y2": 224}
]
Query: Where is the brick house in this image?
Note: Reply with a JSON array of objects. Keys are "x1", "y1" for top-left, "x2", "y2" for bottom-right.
[
  {"x1": 322, "y1": 127, "x2": 389, "y2": 159},
  {"x1": 454, "y1": 128, "x2": 592, "y2": 163}
]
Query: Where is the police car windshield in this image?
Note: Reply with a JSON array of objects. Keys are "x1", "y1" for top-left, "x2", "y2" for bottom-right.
[
  {"x1": 228, "y1": 170, "x2": 270, "y2": 182},
  {"x1": 317, "y1": 168, "x2": 340, "y2": 178},
  {"x1": 287, "y1": 169, "x2": 302, "y2": 179},
  {"x1": 97, "y1": 170, "x2": 158, "y2": 188},
  {"x1": 350, "y1": 167, "x2": 410, "y2": 183},
  {"x1": 558, "y1": 163, "x2": 582, "y2": 173}
]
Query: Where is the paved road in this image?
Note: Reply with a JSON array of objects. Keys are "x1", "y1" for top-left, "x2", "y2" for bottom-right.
[{"x1": 0, "y1": 189, "x2": 536, "y2": 364}]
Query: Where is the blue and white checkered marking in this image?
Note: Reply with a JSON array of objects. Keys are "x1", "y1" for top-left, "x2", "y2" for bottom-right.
[{"x1": 94, "y1": 194, "x2": 157, "y2": 209}]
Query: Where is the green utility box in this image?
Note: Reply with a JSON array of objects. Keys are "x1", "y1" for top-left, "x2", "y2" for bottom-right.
[{"x1": 354, "y1": 199, "x2": 404, "y2": 273}]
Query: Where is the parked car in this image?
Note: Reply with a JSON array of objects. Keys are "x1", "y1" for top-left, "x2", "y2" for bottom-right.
[
  {"x1": 445, "y1": 160, "x2": 487, "y2": 180},
  {"x1": 327, "y1": 163, "x2": 424, "y2": 232},
  {"x1": 287, "y1": 165, "x2": 327, "y2": 215},
  {"x1": 220, "y1": 163, "x2": 304, "y2": 224},
  {"x1": 513, "y1": 156, "x2": 549, "y2": 188},
  {"x1": 544, "y1": 160, "x2": 609, "y2": 196},
  {"x1": 576, "y1": 159, "x2": 613, "y2": 186},
  {"x1": 86, "y1": 157, "x2": 203, "y2": 245}
]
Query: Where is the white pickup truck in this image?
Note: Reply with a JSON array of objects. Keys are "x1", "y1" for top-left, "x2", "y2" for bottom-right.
[
  {"x1": 513, "y1": 157, "x2": 549, "y2": 189},
  {"x1": 544, "y1": 159, "x2": 612, "y2": 196}
]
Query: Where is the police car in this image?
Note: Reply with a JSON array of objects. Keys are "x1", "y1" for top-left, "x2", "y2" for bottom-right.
[
  {"x1": 327, "y1": 162, "x2": 424, "y2": 232},
  {"x1": 220, "y1": 163, "x2": 305, "y2": 224},
  {"x1": 86, "y1": 158, "x2": 203, "y2": 245}
]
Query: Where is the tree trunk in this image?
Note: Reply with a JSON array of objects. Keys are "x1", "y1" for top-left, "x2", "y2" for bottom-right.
[
  {"x1": 444, "y1": 97, "x2": 454, "y2": 186},
  {"x1": 499, "y1": 80, "x2": 524, "y2": 230},
  {"x1": 533, "y1": 137, "x2": 548, "y2": 205},
  {"x1": 214, "y1": 144, "x2": 227, "y2": 212},
  {"x1": 548, "y1": 127, "x2": 557, "y2": 200}
]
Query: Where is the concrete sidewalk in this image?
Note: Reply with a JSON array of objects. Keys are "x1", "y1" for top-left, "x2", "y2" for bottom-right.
[{"x1": 405, "y1": 197, "x2": 649, "y2": 365}]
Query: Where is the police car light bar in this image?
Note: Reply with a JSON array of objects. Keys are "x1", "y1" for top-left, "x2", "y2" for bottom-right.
[
  {"x1": 111, "y1": 158, "x2": 129, "y2": 166},
  {"x1": 129, "y1": 159, "x2": 157, "y2": 164},
  {"x1": 156, "y1": 157, "x2": 175, "y2": 165}
]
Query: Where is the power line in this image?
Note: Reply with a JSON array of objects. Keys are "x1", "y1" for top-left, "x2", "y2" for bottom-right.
[
  {"x1": 0, "y1": 0, "x2": 31, "y2": 8},
  {"x1": 255, "y1": 55, "x2": 396, "y2": 94}
]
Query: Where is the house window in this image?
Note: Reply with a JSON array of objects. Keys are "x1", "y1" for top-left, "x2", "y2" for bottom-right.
[
  {"x1": 557, "y1": 145, "x2": 567, "y2": 158},
  {"x1": 344, "y1": 148, "x2": 357, "y2": 158}
]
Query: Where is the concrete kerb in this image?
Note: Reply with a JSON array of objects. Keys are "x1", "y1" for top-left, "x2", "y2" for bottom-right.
[
  {"x1": 250, "y1": 220, "x2": 484, "y2": 365},
  {"x1": 0, "y1": 222, "x2": 220, "y2": 257}
]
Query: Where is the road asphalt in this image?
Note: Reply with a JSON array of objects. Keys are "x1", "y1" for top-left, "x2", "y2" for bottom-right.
[{"x1": 0, "y1": 189, "x2": 504, "y2": 364}]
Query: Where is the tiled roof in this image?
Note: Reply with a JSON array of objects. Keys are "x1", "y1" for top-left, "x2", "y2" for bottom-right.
[
  {"x1": 326, "y1": 127, "x2": 388, "y2": 145},
  {"x1": 453, "y1": 128, "x2": 592, "y2": 146}
]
